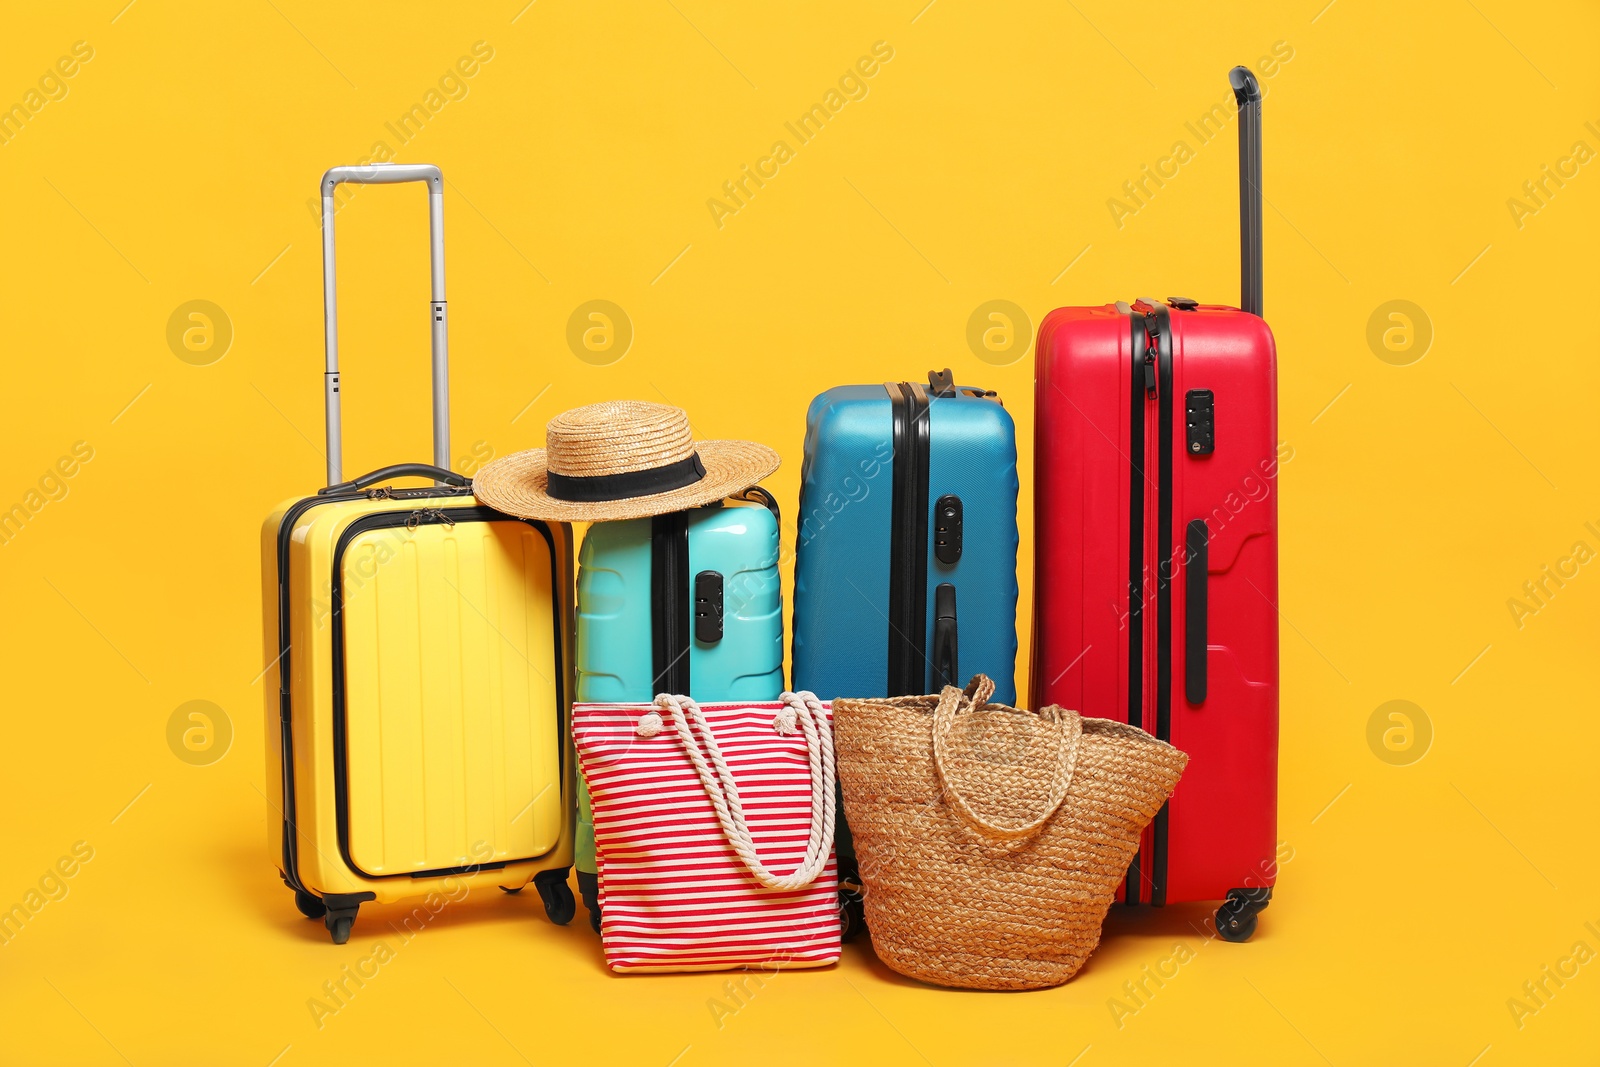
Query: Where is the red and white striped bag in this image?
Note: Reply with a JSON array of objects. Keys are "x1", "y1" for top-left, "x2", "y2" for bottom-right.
[{"x1": 573, "y1": 692, "x2": 839, "y2": 973}]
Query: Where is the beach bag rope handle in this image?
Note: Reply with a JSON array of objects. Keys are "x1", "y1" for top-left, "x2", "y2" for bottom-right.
[
  {"x1": 649, "y1": 691, "x2": 836, "y2": 891},
  {"x1": 930, "y1": 674, "x2": 1084, "y2": 841}
]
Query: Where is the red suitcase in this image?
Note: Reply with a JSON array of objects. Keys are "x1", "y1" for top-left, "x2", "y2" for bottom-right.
[{"x1": 1033, "y1": 66, "x2": 1279, "y2": 941}]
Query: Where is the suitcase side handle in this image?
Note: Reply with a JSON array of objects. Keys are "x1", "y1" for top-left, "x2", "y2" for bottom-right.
[
  {"x1": 320, "y1": 163, "x2": 450, "y2": 485},
  {"x1": 1229, "y1": 66, "x2": 1263, "y2": 318},
  {"x1": 1184, "y1": 519, "x2": 1208, "y2": 704},
  {"x1": 318, "y1": 462, "x2": 468, "y2": 496},
  {"x1": 931, "y1": 582, "x2": 959, "y2": 691}
]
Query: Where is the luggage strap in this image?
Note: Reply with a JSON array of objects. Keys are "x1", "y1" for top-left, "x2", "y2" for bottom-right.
[{"x1": 647, "y1": 692, "x2": 836, "y2": 890}]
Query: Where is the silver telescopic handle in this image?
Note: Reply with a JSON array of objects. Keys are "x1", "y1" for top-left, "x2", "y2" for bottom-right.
[{"x1": 320, "y1": 162, "x2": 450, "y2": 486}]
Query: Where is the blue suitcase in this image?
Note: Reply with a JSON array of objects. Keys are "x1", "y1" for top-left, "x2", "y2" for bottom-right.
[
  {"x1": 792, "y1": 369, "x2": 1019, "y2": 936},
  {"x1": 573, "y1": 488, "x2": 784, "y2": 931}
]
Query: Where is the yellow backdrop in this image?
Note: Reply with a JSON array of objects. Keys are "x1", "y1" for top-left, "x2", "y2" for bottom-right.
[{"x1": 1, "y1": 1, "x2": 1595, "y2": 1063}]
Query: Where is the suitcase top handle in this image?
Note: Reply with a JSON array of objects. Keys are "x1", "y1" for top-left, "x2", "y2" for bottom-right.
[
  {"x1": 1228, "y1": 67, "x2": 1263, "y2": 319},
  {"x1": 320, "y1": 162, "x2": 450, "y2": 486}
]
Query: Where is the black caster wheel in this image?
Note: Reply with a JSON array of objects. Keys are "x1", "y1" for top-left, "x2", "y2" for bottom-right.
[
  {"x1": 840, "y1": 896, "x2": 867, "y2": 943},
  {"x1": 294, "y1": 890, "x2": 327, "y2": 920},
  {"x1": 1215, "y1": 903, "x2": 1257, "y2": 942},
  {"x1": 534, "y1": 869, "x2": 576, "y2": 926},
  {"x1": 1214, "y1": 887, "x2": 1271, "y2": 943},
  {"x1": 576, "y1": 870, "x2": 601, "y2": 934},
  {"x1": 499, "y1": 885, "x2": 524, "y2": 895},
  {"x1": 837, "y1": 864, "x2": 866, "y2": 943},
  {"x1": 325, "y1": 912, "x2": 355, "y2": 945}
]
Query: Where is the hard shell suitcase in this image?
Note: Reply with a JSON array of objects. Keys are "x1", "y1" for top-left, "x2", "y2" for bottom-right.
[
  {"x1": 572, "y1": 489, "x2": 784, "y2": 931},
  {"x1": 1032, "y1": 69, "x2": 1279, "y2": 940},
  {"x1": 262, "y1": 163, "x2": 577, "y2": 944},
  {"x1": 791, "y1": 369, "x2": 1019, "y2": 937},
  {"x1": 791, "y1": 370, "x2": 1020, "y2": 703}
]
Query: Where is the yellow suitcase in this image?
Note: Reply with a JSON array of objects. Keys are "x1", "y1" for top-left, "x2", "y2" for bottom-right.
[{"x1": 261, "y1": 164, "x2": 575, "y2": 944}]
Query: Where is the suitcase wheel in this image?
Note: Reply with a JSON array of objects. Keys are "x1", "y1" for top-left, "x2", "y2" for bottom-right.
[
  {"x1": 324, "y1": 911, "x2": 356, "y2": 944},
  {"x1": 313, "y1": 893, "x2": 371, "y2": 944},
  {"x1": 1214, "y1": 887, "x2": 1272, "y2": 943},
  {"x1": 293, "y1": 890, "x2": 327, "y2": 921},
  {"x1": 577, "y1": 870, "x2": 601, "y2": 934},
  {"x1": 534, "y1": 868, "x2": 576, "y2": 926},
  {"x1": 838, "y1": 864, "x2": 866, "y2": 943}
]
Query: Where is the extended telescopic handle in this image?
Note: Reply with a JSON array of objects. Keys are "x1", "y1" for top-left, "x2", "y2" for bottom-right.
[
  {"x1": 1229, "y1": 66, "x2": 1263, "y2": 319},
  {"x1": 321, "y1": 162, "x2": 449, "y2": 485}
]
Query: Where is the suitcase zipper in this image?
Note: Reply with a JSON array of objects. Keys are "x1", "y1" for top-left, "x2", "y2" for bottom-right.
[
  {"x1": 1121, "y1": 300, "x2": 1179, "y2": 906},
  {"x1": 406, "y1": 507, "x2": 456, "y2": 530},
  {"x1": 272, "y1": 488, "x2": 368, "y2": 901},
  {"x1": 1151, "y1": 304, "x2": 1175, "y2": 908},
  {"x1": 651, "y1": 511, "x2": 692, "y2": 695},
  {"x1": 1130, "y1": 299, "x2": 1177, "y2": 906},
  {"x1": 886, "y1": 381, "x2": 931, "y2": 695},
  {"x1": 1123, "y1": 307, "x2": 1149, "y2": 906}
]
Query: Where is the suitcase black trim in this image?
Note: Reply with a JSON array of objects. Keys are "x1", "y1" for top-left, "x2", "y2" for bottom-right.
[
  {"x1": 651, "y1": 511, "x2": 692, "y2": 694},
  {"x1": 1120, "y1": 302, "x2": 1179, "y2": 907},
  {"x1": 326, "y1": 505, "x2": 565, "y2": 881},
  {"x1": 1150, "y1": 303, "x2": 1175, "y2": 907},
  {"x1": 886, "y1": 382, "x2": 931, "y2": 695},
  {"x1": 1123, "y1": 306, "x2": 1147, "y2": 907},
  {"x1": 272, "y1": 485, "x2": 474, "y2": 899}
]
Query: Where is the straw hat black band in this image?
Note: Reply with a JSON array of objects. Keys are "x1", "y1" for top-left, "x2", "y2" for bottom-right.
[{"x1": 544, "y1": 452, "x2": 707, "y2": 503}]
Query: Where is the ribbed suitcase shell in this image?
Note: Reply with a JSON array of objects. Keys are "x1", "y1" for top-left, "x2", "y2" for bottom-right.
[
  {"x1": 1033, "y1": 301, "x2": 1279, "y2": 906},
  {"x1": 573, "y1": 497, "x2": 784, "y2": 892},
  {"x1": 792, "y1": 382, "x2": 1020, "y2": 703},
  {"x1": 262, "y1": 488, "x2": 576, "y2": 911}
]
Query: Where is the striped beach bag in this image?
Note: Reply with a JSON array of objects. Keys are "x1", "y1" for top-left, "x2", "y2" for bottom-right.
[{"x1": 573, "y1": 692, "x2": 839, "y2": 973}]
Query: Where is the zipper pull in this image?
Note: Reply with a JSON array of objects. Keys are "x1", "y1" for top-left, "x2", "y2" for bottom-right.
[
  {"x1": 406, "y1": 507, "x2": 456, "y2": 531},
  {"x1": 1143, "y1": 344, "x2": 1158, "y2": 397}
]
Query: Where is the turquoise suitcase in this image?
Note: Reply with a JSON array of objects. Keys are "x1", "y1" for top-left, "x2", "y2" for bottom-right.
[{"x1": 573, "y1": 489, "x2": 784, "y2": 930}]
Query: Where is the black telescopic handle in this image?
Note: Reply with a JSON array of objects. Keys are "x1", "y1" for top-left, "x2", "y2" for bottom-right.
[
  {"x1": 318, "y1": 462, "x2": 468, "y2": 495},
  {"x1": 1229, "y1": 66, "x2": 1263, "y2": 318}
]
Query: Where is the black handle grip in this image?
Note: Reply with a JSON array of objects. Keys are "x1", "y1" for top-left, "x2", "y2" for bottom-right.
[
  {"x1": 319, "y1": 462, "x2": 468, "y2": 495},
  {"x1": 1185, "y1": 520, "x2": 1208, "y2": 704},
  {"x1": 931, "y1": 582, "x2": 959, "y2": 691},
  {"x1": 732, "y1": 485, "x2": 781, "y2": 521}
]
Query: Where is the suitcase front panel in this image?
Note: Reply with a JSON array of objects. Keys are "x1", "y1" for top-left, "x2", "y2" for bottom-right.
[
  {"x1": 337, "y1": 511, "x2": 563, "y2": 876},
  {"x1": 792, "y1": 387, "x2": 896, "y2": 700},
  {"x1": 923, "y1": 394, "x2": 1019, "y2": 703},
  {"x1": 687, "y1": 502, "x2": 784, "y2": 699},
  {"x1": 575, "y1": 519, "x2": 653, "y2": 703},
  {"x1": 1033, "y1": 305, "x2": 1136, "y2": 724},
  {"x1": 1162, "y1": 308, "x2": 1279, "y2": 902}
]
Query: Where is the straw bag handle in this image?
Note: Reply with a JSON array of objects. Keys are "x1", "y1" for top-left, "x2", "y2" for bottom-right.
[
  {"x1": 653, "y1": 692, "x2": 836, "y2": 891},
  {"x1": 930, "y1": 675, "x2": 1083, "y2": 840}
]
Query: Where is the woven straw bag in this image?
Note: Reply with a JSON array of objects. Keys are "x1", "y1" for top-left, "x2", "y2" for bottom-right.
[{"x1": 834, "y1": 675, "x2": 1188, "y2": 990}]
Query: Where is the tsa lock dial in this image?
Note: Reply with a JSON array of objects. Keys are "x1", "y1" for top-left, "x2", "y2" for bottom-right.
[{"x1": 933, "y1": 494, "x2": 963, "y2": 564}]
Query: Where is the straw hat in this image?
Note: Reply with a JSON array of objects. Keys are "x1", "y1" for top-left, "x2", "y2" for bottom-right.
[{"x1": 473, "y1": 400, "x2": 780, "y2": 523}]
